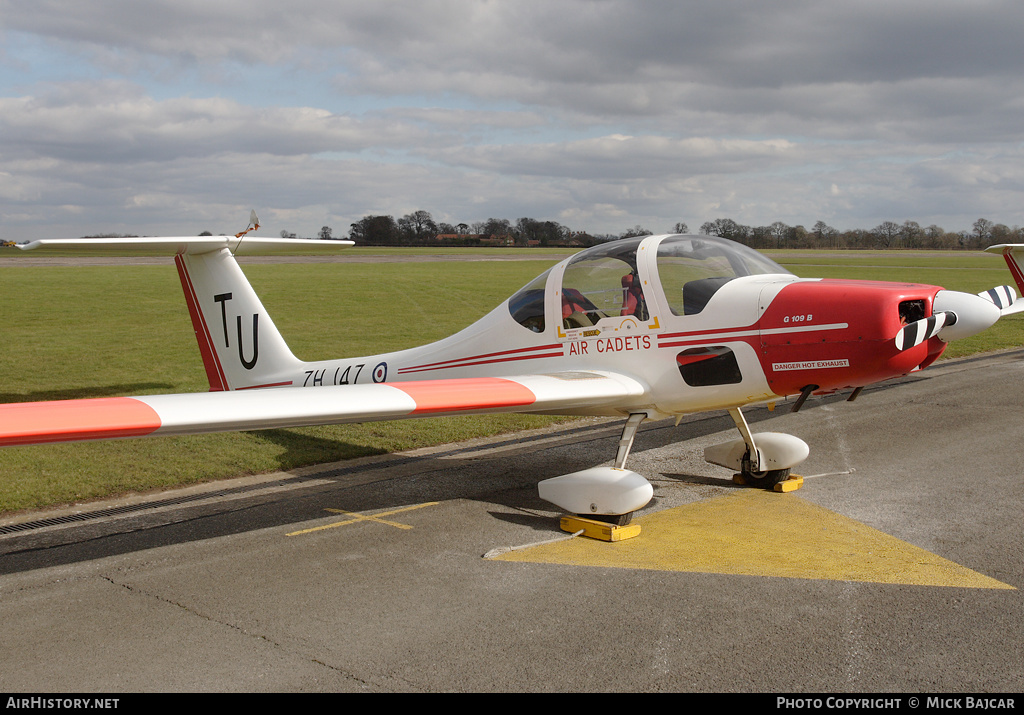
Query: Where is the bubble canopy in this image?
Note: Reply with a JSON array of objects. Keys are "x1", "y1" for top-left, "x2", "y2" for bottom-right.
[
  {"x1": 653, "y1": 235, "x2": 792, "y2": 316},
  {"x1": 508, "y1": 235, "x2": 793, "y2": 331}
]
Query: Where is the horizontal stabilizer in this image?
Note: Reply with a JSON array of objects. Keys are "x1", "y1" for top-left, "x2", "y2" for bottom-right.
[
  {"x1": 976, "y1": 284, "x2": 1024, "y2": 316},
  {"x1": 16, "y1": 237, "x2": 353, "y2": 256},
  {"x1": 996, "y1": 301, "x2": 1024, "y2": 316},
  {"x1": 979, "y1": 285, "x2": 1016, "y2": 311}
]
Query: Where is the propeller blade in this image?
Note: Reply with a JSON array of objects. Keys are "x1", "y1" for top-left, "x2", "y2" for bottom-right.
[
  {"x1": 895, "y1": 311, "x2": 955, "y2": 351},
  {"x1": 979, "y1": 285, "x2": 1016, "y2": 311}
]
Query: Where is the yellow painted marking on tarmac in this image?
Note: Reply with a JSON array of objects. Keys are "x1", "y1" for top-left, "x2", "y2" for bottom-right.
[
  {"x1": 286, "y1": 502, "x2": 439, "y2": 536},
  {"x1": 496, "y1": 491, "x2": 1014, "y2": 589}
]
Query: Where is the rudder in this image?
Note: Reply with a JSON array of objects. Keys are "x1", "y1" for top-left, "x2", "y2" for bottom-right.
[{"x1": 175, "y1": 248, "x2": 302, "y2": 391}]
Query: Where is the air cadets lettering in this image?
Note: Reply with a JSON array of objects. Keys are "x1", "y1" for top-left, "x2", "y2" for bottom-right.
[{"x1": 568, "y1": 335, "x2": 651, "y2": 356}]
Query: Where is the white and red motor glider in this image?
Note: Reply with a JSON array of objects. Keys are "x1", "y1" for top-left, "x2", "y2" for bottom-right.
[{"x1": 4, "y1": 224, "x2": 1024, "y2": 524}]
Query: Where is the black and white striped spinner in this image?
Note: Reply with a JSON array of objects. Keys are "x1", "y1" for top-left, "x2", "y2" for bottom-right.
[
  {"x1": 894, "y1": 311, "x2": 957, "y2": 351},
  {"x1": 979, "y1": 285, "x2": 1016, "y2": 311}
]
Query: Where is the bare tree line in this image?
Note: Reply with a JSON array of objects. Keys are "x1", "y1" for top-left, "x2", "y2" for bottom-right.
[
  {"x1": 693, "y1": 217, "x2": 1024, "y2": 251},
  {"x1": 286, "y1": 211, "x2": 1024, "y2": 251}
]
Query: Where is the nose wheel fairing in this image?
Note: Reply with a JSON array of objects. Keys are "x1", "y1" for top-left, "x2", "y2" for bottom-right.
[{"x1": 703, "y1": 407, "x2": 809, "y2": 487}]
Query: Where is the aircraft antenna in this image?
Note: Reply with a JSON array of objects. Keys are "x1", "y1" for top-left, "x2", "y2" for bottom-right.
[{"x1": 232, "y1": 210, "x2": 260, "y2": 254}]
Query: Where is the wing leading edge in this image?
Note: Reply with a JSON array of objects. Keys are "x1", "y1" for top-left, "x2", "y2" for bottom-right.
[{"x1": 0, "y1": 372, "x2": 649, "y2": 447}]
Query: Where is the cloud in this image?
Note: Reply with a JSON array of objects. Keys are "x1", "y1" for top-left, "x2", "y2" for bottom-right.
[
  {"x1": 1, "y1": 0, "x2": 1024, "y2": 238},
  {"x1": 0, "y1": 80, "x2": 447, "y2": 163},
  {"x1": 424, "y1": 135, "x2": 800, "y2": 181}
]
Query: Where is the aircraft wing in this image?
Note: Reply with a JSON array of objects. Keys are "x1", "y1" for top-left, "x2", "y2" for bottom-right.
[{"x1": 0, "y1": 371, "x2": 649, "y2": 447}]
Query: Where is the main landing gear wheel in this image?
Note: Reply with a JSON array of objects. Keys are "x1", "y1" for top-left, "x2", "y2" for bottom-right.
[{"x1": 740, "y1": 467, "x2": 790, "y2": 489}]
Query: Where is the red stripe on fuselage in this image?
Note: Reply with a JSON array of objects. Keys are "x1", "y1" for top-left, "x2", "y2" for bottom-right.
[
  {"x1": 397, "y1": 344, "x2": 565, "y2": 375},
  {"x1": 235, "y1": 381, "x2": 295, "y2": 390},
  {"x1": 659, "y1": 325, "x2": 756, "y2": 341},
  {"x1": 394, "y1": 378, "x2": 537, "y2": 414},
  {"x1": 0, "y1": 397, "x2": 162, "y2": 446}
]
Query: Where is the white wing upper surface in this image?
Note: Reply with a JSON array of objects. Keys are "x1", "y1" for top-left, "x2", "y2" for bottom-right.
[
  {"x1": 17, "y1": 237, "x2": 353, "y2": 255},
  {"x1": 0, "y1": 371, "x2": 649, "y2": 447}
]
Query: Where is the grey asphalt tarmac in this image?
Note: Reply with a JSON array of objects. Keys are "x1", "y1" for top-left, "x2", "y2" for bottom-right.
[{"x1": 1, "y1": 350, "x2": 1022, "y2": 693}]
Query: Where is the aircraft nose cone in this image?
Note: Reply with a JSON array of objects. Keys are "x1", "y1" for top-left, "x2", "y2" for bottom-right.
[{"x1": 932, "y1": 290, "x2": 1001, "y2": 342}]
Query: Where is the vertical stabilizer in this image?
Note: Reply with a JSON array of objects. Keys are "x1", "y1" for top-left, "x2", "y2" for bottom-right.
[
  {"x1": 17, "y1": 233, "x2": 351, "y2": 391},
  {"x1": 175, "y1": 249, "x2": 302, "y2": 391}
]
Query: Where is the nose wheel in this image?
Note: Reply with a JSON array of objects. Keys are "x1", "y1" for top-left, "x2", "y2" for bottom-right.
[
  {"x1": 583, "y1": 511, "x2": 635, "y2": 526},
  {"x1": 703, "y1": 407, "x2": 809, "y2": 490},
  {"x1": 737, "y1": 465, "x2": 791, "y2": 489}
]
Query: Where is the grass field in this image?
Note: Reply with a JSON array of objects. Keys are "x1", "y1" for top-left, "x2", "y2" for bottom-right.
[{"x1": 1, "y1": 248, "x2": 1022, "y2": 516}]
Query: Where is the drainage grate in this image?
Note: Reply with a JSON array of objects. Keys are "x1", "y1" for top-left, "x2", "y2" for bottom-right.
[{"x1": 0, "y1": 481, "x2": 290, "y2": 535}]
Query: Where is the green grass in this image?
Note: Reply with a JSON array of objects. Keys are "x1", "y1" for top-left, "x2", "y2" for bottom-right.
[
  {"x1": 0, "y1": 259, "x2": 568, "y2": 515},
  {"x1": 766, "y1": 249, "x2": 1005, "y2": 270},
  {"x1": 247, "y1": 261, "x2": 557, "y2": 358},
  {"x1": 341, "y1": 245, "x2": 577, "y2": 257},
  {"x1": 1, "y1": 248, "x2": 1022, "y2": 516}
]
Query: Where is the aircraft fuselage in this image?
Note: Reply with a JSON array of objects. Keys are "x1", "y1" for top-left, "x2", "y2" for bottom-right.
[{"x1": 259, "y1": 235, "x2": 948, "y2": 419}]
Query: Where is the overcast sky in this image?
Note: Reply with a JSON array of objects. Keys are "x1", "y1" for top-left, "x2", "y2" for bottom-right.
[{"x1": 2, "y1": 0, "x2": 1023, "y2": 240}]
